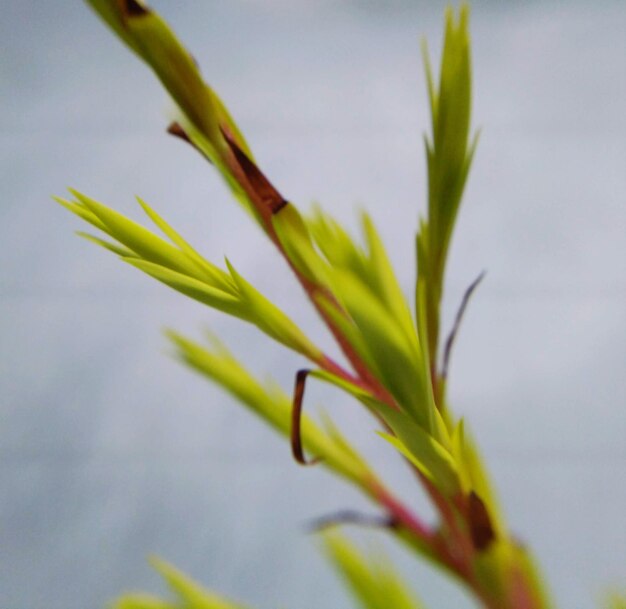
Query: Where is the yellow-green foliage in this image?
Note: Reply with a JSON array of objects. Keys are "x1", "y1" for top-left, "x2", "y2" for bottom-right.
[{"x1": 55, "y1": 2, "x2": 597, "y2": 608}]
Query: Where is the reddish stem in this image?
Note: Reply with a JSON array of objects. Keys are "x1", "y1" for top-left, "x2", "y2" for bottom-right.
[
  {"x1": 219, "y1": 129, "x2": 544, "y2": 609},
  {"x1": 220, "y1": 137, "x2": 397, "y2": 407}
]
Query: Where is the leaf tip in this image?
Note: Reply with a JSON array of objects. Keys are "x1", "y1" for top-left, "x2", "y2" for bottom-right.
[{"x1": 166, "y1": 121, "x2": 192, "y2": 144}]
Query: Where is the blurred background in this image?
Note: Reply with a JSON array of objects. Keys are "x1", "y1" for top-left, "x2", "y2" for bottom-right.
[{"x1": 1, "y1": 1, "x2": 625, "y2": 608}]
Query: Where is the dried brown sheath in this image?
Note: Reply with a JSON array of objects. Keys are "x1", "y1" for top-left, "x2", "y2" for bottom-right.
[
  {"x1": 290, "y1": 369, "x2": 321, "y2": 466},
  {"x1": 220, "y1": 126, "x2": 288, "y2": 215},
  {"x1": 468, "y1": 491, "x2": 496, "y2": 551},
  {"x1": 166, "y1": 121, "x2": 192, "y2": 144}
]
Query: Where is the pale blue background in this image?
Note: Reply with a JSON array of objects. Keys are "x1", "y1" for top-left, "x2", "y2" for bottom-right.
[{"x1": 1, "y1": 2, "x2": 625, "y2": 608}]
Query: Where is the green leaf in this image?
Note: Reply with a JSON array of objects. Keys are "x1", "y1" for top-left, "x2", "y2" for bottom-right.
[
  {"x1": 314, "y1": 292, "x2": 382, "y2": 377},
  {"x1": 417, "y1": 3, "x2": 476, "y2": 372},
  {"x1": 112, "y1": 594, "x2": 174, "y2": 609},
  {"x1": 272, "y1": 204, "x2": 330, "y2": 285},
  {"x1": 225, "y1": 259, "x2": 322, "y2": 360},
  {"x1": 328, "y1": 269, "x2": 431, "y2": 429},
  {"x1": 166, "y1": 332, "x2": 372, "y2": 486},
  {"x1": 361, "y1": 213, "x2": 415, "y2": 338},
  {"x1": 150, "y1": 557, "x2": 246, "y2": 609},
  {"x1": 124, "y1": 258, "x2": 247, "y2": 319},
  {"x1": 136, "y1": 196, "x2": 235, "y2": 291},
  {"x1": 324, "y1": 533, "x2": 424, "y2": 609},
  {"x1": 473, "y1": 542, "x2": 553, "y2": 609},
  {"x1": 54, "y1": 195, "x2": 107, "y2": 232},
  {"x1": 309, "y1": 207, "x2": 415, "y2": 342},
  {"x1": 167, "y1": 331, "x2": 287, "y2": 428},
  {"x1": 110, "y1": 558, "x2": 247, "y2": 609},
  {"x1": 85, "y1": 1, "x2": 261, "y2": 229},
  {"x1": 378, "y1": 408, "x2": 459, "y2": 497},
  {"x1": 62, "y1": 191, "x2": 324, "y2": 360},
  {"x1": 76, "y1": 231, "x2": 137, "y2": 258},
  {"x1": 69, "y1": 190, "x2": 208, "y2": 281},
  {"x1": 606, "y1": 593, "x2": 626, "y2": 609},
  {"x1": 318, "y1": 412, "x2": 375, "y2": 480},
  {"x1": 86, "y1": 0, "x2": 223, "y2": 151},
  {"x1": 307, "y1": 368, "x2": 386, "y2": 414}
]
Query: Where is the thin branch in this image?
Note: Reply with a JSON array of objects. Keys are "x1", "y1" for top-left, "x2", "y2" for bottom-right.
[
  {"x1": 307, "y1": 509, "x2": 397, "y2": 533},
  {"x1": 441, "y1": 271, "x2": 485, "y2": 379}
]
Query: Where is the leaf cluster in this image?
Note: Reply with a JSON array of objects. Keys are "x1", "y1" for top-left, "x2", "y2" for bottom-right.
[{"x1": 56, "y1": 2, "x2": 570, "y2": 609}]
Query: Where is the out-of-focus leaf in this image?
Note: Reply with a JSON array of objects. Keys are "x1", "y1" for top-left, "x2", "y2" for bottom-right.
[
  {"x1": 310, "y1": 208, "x2": 416, "y2": 344},
  {"x1": 508, "y1": 545, "x2": 555, "y2": 609},
  {"x1": 150, "y1": 557, "x2": 246, "y2": 609},
  {"x1": 307, "y1": 368, "x2": 385, "y2": 414},
  {"x1": 451, "y1": 419, "x2": 505, "y2": 536},
  {"x1": 314, "y1": 292, "x2": 382, "y2": 377},
  {"x1": 474, "y1": 541, "x2": 554, "y2": 609},
  {"x1": 606, "y1": 593, "x2": 626, "y2": 609},
  {"x1": 319, "y1": 412, "x2": 375, "y2": 480},
  {"x1": 167, "y1": 331, "x2": 287, "y2": 430},
  {"x1": 110, "y1": 558, "x2": 247, "y2": 609},
  {"x1": 113, "y1": 594, "x2": 174, "y2": 609},
  {"x1": 324, "y1": 533, "x2": 424, "y2": 609},
  {"x1": 167, "y1": 332, "x2": 372, "y2": 486},
  {"x1": 361, "y1": 214, "x2": 415, "y2": 337}
]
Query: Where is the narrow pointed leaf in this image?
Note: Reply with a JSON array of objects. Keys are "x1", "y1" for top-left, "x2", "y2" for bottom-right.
[
  {"x1": 87, "y1": 0, "x2": 222, "y2": 149},
  {"x1": 113, "y1": 595, "x2": 174, "y2": 609},
  {"x1": 329, "y1": 269, "x2": 429, "y2": 427},
  {"x1": 272, "y1": 205, "x2": 330, "y2": 285},
  {"x1": 124, "y1": 258, "x2": 246, "y2": 319},
  {"x1": 324, "y1": 533, "x2": 424, "y2": 609},
  {"x1": 54, "y1": 195, "x2": 107, "y2": 232},
  {"x1": 167, "y1": 332, "x2": 372, "y2": 486},
  {"x1": 136, "y1": 196, "x2": 235, "y2": 291},
  {"x1": 70, "y1": 190, "x2": 208, "y2": 281},
  {"x1": 150, "y1": 557, "x2": 247, "y2": 609},
  {"x1": 76, "y1": 231, "x2": 137, "y2": 258},
  {"x1": 378, "y1": 408, "x2": 459, "y2": 497},
  {"x1": 225, "y1": 259, "x2": 322, "y2": 360}
]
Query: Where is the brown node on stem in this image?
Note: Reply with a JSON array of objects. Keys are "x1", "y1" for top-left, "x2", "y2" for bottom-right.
[
  {"x1": 220, "y1": 126, "x2": 288, "y2": 215},
  {"x1": 290, "y1": 369, "x2": 322, "y2": 467},
  {"x1": 467, "y1": 491, "x2": 496, "y2": 551},
  {"x1": 120, "y1": 0, "x2": 151, "y2": 18}
]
